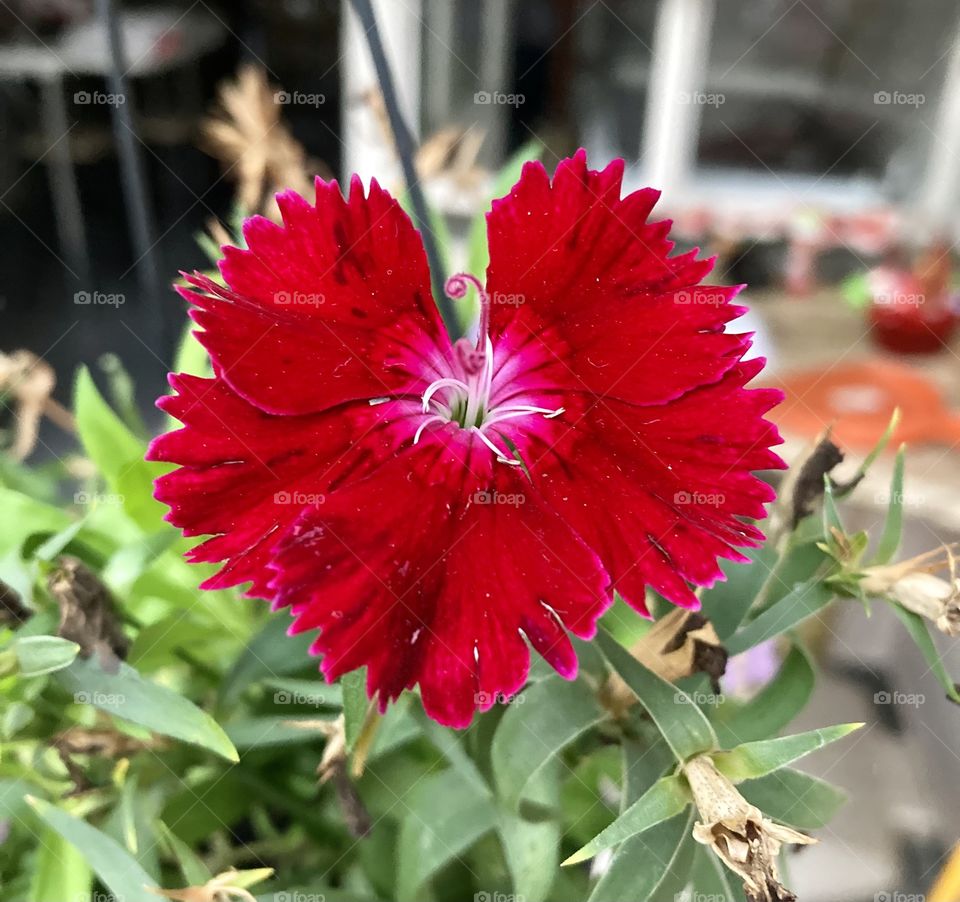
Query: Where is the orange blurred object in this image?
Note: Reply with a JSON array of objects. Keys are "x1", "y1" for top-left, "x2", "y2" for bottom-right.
[{"x1": 772, "y1": 359, "x2": 960, "y2": 449}]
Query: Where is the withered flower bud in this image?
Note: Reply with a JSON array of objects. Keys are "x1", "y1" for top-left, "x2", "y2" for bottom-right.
[{"x1": 684, "y1": 755, "x2": 815, "y2": 902}]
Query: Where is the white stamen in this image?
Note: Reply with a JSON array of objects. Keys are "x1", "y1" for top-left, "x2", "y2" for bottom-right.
[{"x1": 472, "y1": 426, "x2": 522, "y2": 465}]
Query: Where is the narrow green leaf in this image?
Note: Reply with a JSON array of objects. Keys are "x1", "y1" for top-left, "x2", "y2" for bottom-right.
[
  {"x1": 491, "y1": 675, "x2": 605, "y2": 809},
  {"x1": 563, "y1": 774, "x2": 691, "y2": 865},
  {"x1": 225, "y1": 716, "x2": 334, "y2": 749},
  {"x1": 57, "y1": 656, "x2": 238, "y2": 762},
  {"x1": 342, "y1": 667, "x2": 369, "y2": 752},
  {"x1": 713, "y1": 723, "x2": 863, "y2": 784},
  {"x1": 888, "y1": 602, "x2": 960, "y2": 702},
  {"x1": 821, "y1": 475, "x2": 844, "y2": 534},
  {"x1": 74, "y1": 366, "x2": 168, "y2": 531},
  {"x1": 28, "y1": 828, "x2": 92, "y2": 902},
  {"x1": 157, "y1": 820, "x2": 212, "y2": 885},
  {"x1": 714, "y1": 643, "x2": 815, "y2": 747},
  {"x1": 412, "y1": 704, "x2": 490, "y2": 797},
  {"x1": 727, "y1": 580, "x2": 834, "y2": 655},
  {"x1": 219, "y1": 613, "x2": 316, "y2": 707},
  {"x1": 395, "y1": 768, "x2": 497, "y2": 900},
  {"x1": 739, "y1": 767, "x2": 847, "y2": 830},
  {"x1": 586, "y1": 736, "x2": 680, "y2": 901},
  {"x1": 588, "y1": 812, "x2": 693, "y2": 902},
  {"x1": 700, "y1": 545, "x2": 779, "y2": 639},
  {"x1": 13, "y1": 636, "x2": 80, "y2": 677},
  {"x1": 840, "y1": 407, "x2": 900, "y2": 491},
  {"x1": 597, "y1": 629, "x2": 717, "y2": 761},
  {"x1": 873, "y1": 445, "x2": 906, "y2": 564},
  {"x1": 499, "y1": 759, "x2": 561, "y2": 902},
  {"x1": 27, "y1": 797, "x2": 156, "y2": 902}
]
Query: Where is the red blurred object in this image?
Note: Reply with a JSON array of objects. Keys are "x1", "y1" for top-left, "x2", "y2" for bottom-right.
[{"x1": 867, "y1": 246, "x2": 958, "y2": 354}]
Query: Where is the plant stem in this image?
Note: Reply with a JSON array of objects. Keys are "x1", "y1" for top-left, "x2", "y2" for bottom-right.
[{"x1": 347, "y1": 0, "x2": 457, "y2": 335}]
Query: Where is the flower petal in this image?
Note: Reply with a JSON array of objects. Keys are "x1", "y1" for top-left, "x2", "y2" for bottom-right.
[
  {"x1": 180, "y1": 176, "x2": 448, "y2": 416},
  {"x1": 269, "y1": 440, "x2": 612, "y2": 728},
  {"x1": 147, "y1": 373, "x2": 417, "y2": 597},
  {"x1": 529, "y1": 360, "x2": 784, "y2": 613},
  {"x1": 485, "y1": 150, "x2": 749, "y2": 406}
]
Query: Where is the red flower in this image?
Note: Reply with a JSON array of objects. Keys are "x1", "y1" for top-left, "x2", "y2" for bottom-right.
[{"x1": 149, "y1": 151, "x2": 783, "y2": 727}]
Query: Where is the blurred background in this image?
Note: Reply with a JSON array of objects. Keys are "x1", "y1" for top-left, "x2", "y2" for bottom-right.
[{"x1": 2, "y1": 1, "x2": 960, "y2": 899}]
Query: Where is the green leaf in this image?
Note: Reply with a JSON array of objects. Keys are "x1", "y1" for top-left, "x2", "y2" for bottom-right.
[
  {"x1": 888, "y1": 602, "x2": 960, "y2": 703},
  {"x1": 395, "y1": 768, "x2": 497, "y2": 900},
  {"x1": 587, "y1": 737, "x2": 681, "y2": 901},
  {"x1": 499, "y1": 759, "x2": 561, "y2": 902},
  {"x1": 412, "y1": 704, "x2": 490, "y2": 797},
  {"x1": 74, "y1": 366, "x2": 168, "y2": 531},
  {"x1": 27, "y1": 797, "x2": 157, "y2": 902},
  {"x1": 28, "y1": 828, "x2": 92, "y2": 902},
  {"x1": 700, "y1": 545, "x2": 779, "y2": 639},
  {"x1": 727, "y1": 580, "x2": 835, "y2": 656},
  {"x1": 158, "y1": 820, "x2": 213, "y2": 885},
  {"x1": 714, "y1": 643, "x2": 815, "y2": 747},
  {"x1": 225, "y1": 716, "x2": 334, "y2": 749},
  {"x1": 597, "y1": 629, "x2": 717, "y2": 761},
  {"x1": 739, "y1": 767, "x2": 847, "y2": 830},
  {"x1": 712, "y1": 723, "x2": 863, "y2": 784},
  {"x1": 13, "y1": 635, "x2": 80, "y2": 677},
  {"x1": 821, "y1": 475, "x2": 845, "y2": 534},
  {"x1": 563, "y1": 774, "x2": 691, "y2": 865},
  {"x1": 588, "y1": 812, "x2": 692, "y2": 901},
  {"x1": 219, "y1": 613, "x2": 316, "y2": 707},
  {"x1": 873, "y1": 445, "x2": 906, "y2": 565},
  {"x1": 57, "y1": 656, "x2": 238, "y2": 762},
  {"x1": 491, "y1": 675, "x2": 605, "y2": 809},
  {"x1": 342, "y1": 667, "x2": 369, "y2": 752},
  {"x1": 0, "y1": 487, "x2": 71, "y2": 557},
  {"x1": 841, "y1": 407, "x2": 900, "y2": 490}
]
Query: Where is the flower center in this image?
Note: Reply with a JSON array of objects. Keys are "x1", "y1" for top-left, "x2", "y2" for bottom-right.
[{"x1": 414, "y1": 274, "x2": 564, "y2": 466}]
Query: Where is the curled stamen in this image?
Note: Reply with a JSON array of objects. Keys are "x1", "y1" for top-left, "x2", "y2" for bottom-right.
[
  {"x1": 413, "y1": 414, "x2": 447, "y2": 445},
  {"x1": 445, "y1": 273, "x2": 490, "y2": 352},
  {"x1": 421, "y1": 377, "x2": 470, "y2": 413}
]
